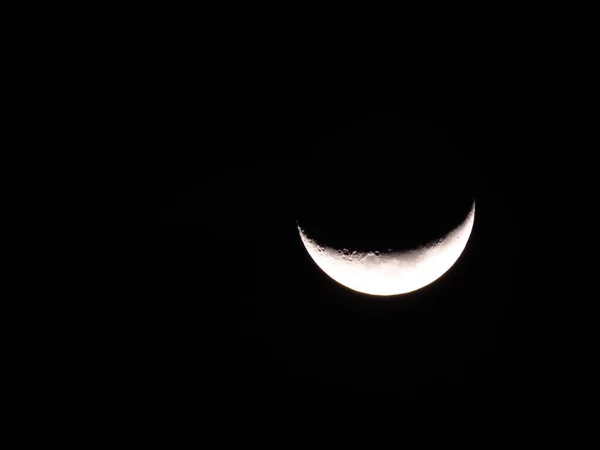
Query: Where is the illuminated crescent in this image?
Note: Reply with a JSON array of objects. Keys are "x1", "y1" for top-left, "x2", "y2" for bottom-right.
[{"x1": 297, "y1": 201, "x2": 475, "y2": 296}]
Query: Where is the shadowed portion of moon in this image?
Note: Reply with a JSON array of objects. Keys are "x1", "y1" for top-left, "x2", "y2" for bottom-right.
[
  {"x1": 296, "y1": 159, "x2": 475, "y2": 254},
  {"x1": 293, "y1": 117, "x2": 477, "y2": 254},
  {"x1": 297, "y1": 190, "x2": 474, "y2": 254}
]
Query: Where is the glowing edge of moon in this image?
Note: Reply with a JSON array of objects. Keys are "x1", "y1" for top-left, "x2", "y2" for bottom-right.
[{"x1": 297, "y1": 202, "x2": 475, "y2": 296}]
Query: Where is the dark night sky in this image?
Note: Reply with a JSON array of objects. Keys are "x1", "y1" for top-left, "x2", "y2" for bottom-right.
[
  {"x1": 72, "y1": 108, "x2": 531, "y2": 417},
  {"x1": 24, "y1": 4, "x2": 595, "y2": 437},
  {"x1": 55, "y1": 15, "x2": 554, "y2": 423}
]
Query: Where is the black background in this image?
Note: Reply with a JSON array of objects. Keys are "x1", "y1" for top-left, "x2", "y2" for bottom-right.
[
  {"x1": 52, "y1": 14, "x2": 553, "y2": 428},
  {"x1": 71, "y1": 110, "x2": 529, "y2": 414}
]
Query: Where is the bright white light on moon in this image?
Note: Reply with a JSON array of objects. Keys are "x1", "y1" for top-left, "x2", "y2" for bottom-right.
[{"x1": 297, "y1": 202, "x2": 475, "y2": 296}]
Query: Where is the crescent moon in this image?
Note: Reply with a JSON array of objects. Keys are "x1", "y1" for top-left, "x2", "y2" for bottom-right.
[{"x1": 297, "y1": 201, "x2": 476, "y2": 296}]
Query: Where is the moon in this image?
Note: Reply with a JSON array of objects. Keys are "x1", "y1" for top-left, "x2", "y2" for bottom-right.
[{"x1": 297, "y1": 201, "x2": 476, "y2": 296}]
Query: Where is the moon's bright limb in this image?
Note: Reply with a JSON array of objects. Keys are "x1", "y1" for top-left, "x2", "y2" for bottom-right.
[{"x1": 298, "y1": 202, "x2": 475, "y2": 296}]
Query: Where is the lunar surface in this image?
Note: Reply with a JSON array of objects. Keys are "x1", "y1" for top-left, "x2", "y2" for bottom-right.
[{"x1": 298, "y1": 201, "x2": 475, "y2": 296}]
